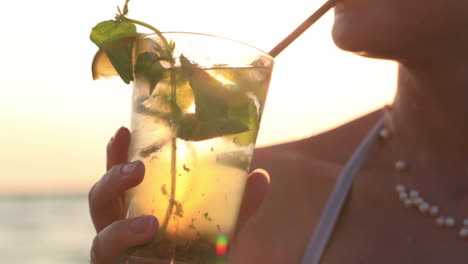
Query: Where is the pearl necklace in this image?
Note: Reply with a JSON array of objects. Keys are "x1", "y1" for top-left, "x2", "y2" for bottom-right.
[{"x1": 379, "y1": 125, "x2": 468, "y2": 239}]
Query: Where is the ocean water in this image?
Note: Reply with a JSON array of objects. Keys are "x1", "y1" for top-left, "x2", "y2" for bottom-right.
[{"x1": 0, "y1": 194, "x2": 95, "y2": 264}]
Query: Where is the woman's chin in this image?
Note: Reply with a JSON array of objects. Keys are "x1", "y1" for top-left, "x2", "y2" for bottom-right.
[
  {"x1": 332, "y1": 13, "x2": 370, "y2": 53},
  {"x1": 331, "y1": 22, "x2": 359, "y2": 52},
  {"x1": 331, "y1": 14, "x2": 399, "y2": 60}
]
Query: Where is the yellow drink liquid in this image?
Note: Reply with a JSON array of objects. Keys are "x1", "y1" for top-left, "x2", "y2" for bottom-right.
[{"x1": 125, "y1": 65, "x2": 271, "y2": 263}]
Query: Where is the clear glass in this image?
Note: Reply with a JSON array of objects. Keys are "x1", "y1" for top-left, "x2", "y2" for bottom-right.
[{"x1": 124, "y1": 32, "x2": 274, "y2": 264}]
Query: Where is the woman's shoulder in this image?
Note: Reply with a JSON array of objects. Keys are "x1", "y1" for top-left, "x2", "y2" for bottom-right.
[
  {"x1": 252, "y1": 108, "x2": 384, "y2": 174},
  {"x1": 250, "y1": 108, "x2": 385, "y2": 216}
]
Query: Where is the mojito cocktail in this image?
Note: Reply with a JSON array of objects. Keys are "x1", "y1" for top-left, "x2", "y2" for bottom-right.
[{"x1": 124, "y1": 33, "x2": 273, "y2": 263}]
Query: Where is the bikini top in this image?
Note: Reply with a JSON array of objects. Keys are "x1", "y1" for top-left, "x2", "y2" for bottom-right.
[{"x1": 300, "y1": 116, "x2": 385, "y2": 264}]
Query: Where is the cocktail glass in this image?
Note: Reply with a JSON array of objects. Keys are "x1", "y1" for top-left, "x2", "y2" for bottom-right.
[{"x1": 124, "y1": 32, "x2": 274, "y2": 264}]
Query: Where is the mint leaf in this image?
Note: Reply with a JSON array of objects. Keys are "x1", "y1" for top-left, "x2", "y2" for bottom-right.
[
  {"x1": 91, "y1": 20, "x2": 137, "y2": 47},
  {"x1": 181, "y1": 55, "x2": 251, "y2": 106},
  {"x1": 180, "y1": 55, "x2": 229, "y2": 120},
  {"x1": 147, "y1": 74, "x2": 194, "y2": 113},
  {"x1": 178, "y1": 55, "x2": 256, "y2": 141},
  {"x1": 134, "y1": 52, "x2": 165, "y2": 94},
  {"x1": 178, "y1": 114, "x2": 249, "y2": 141},
  {"x1": 193, "y1": 87, "x2": 230, "y2": 121},
  {"x1": 227, "y1": 101, "x2": 259, "y2": 145},
  {"x1": 228, "y1": 102, "x2": 256, "y2": 127},
  {"x1": 90, "y1": 20, "x2": 138, "y2": 84}
]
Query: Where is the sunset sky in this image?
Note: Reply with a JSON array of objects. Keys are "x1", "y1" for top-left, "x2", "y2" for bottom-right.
[{"x1": 0, "y1": 0, "x2": 397, "y2": 194}]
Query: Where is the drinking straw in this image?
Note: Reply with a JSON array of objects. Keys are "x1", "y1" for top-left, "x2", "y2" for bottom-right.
[{"x1": 268, "y1": 0, "x2": 340, "y2": 57}]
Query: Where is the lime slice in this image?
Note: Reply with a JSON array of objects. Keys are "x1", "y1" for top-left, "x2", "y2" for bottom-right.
[{"x1": 91, "y1": 48, "x2": 120, "y2": 80}]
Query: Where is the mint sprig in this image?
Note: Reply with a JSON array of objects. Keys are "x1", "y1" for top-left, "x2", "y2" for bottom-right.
[{"x1": 91, "y1": 1, "x2": 180, "y2": 233}]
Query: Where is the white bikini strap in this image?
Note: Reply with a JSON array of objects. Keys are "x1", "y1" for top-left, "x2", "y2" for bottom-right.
[{"x1": 300, "y1": 116, "x2": 385, "y2": 264}]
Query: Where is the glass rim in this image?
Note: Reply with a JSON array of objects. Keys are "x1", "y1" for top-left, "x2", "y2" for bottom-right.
[{"x1": 140, "y1": 31, "x2": 274, "y2": 61}]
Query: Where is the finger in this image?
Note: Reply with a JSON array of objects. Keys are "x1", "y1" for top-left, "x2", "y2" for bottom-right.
[
  {"x1": 107, "y1": 127, "x2": 131, "y2": 171},
  {"x1": 235, "y1": 169, "x2": 270, "y2": 234},
  {"x1": 89, "y1": 161, "x2": 145, "y2": 232},
  {"x1": 90, "y1": 215, "x2": 158, "y2": 264}
]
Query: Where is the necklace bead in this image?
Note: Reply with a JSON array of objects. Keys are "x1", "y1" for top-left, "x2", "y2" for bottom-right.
[
  {"x1": 395, "y1": 184, "x2": 406, "y2": 193},
  {"x1": 386, "y1": 123, "x2": 467, "y2": 240},
  {"x1": 409, "y1": 190, "x2": 419, "y2": 199},
  {"x1": 460, "y1": 228, "x2": 468, "y2": 238},
  {"x1": 403, "y1": 198, "x2": 414, "y2": 208},
  {"x1": 399, "y1": 192, "x2": 408, "y2": 201},
  {"x1": 445, "y1": 217, "x2": 455, "y2": 227},
  {"x1": 436, "y1": 217, "x2": 446, "y2": 226},
  {"x1": 463, "y1": 219, "x2": 468, "y2": 226},
  {"x1": 379, "y1": 128, "x2": 391, "y2": 140},
  {"x1": 429, "y1": 206, "x2": 439, "y2": 216},
  {"x1": 395, "y1": 160, "x2": 409, "y2": 171},
  {"x1": 412, "y1": 197, "x2": 424, "y2": 206},
  {"x1": 418, "y1": 202, "x2": 430, "y2": 213}
]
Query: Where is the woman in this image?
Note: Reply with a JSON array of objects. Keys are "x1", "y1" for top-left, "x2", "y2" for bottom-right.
[{"x1": 88, "y1": 0, "x2": 468, "y2": 262}]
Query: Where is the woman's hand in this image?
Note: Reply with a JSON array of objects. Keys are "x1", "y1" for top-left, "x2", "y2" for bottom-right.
[
  {"x1": 88, "y1": 126, "x2": 270, "y2": 263},
  {"x1": 88, "y1": 127, "x2": 159, "y2": 263}
]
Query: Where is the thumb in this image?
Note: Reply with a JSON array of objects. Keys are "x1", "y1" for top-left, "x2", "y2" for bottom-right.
[{"x1": 235, "y1": 169, "x2": 270, "y2": 234}]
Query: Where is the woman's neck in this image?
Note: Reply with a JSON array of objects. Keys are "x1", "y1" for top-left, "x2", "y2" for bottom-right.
[
  {"x1": 389, "y1": 61, "x2": 468, "y2": 163},
  {"x1": 377, "y1": 61, "x2": 468, "y2": 202}
]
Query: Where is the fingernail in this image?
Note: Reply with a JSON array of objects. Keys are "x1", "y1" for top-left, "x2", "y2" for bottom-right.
[
  {"x1": 130, "y1": 215, "x2": 158, "y2": 233},
  {"x1": 114, "y1": 126, "x2": 125, "y2": 139},
  {"x1": 109, "y1": 127, "x2": 124, "y2": 144},
  {"x1": 120, "y1": 161, "x2": 141, "y2": 176}
]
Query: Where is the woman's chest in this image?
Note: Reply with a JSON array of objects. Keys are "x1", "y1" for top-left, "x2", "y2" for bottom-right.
[
  {"x1": 317, "y1": 182, "x2": 468, "y2": 264},
  {"x1": 237, "y1": 177, "x2": 468, "y2": 264},
  {"x1": 245, "y1": 205, "x2": 468, "y2": 264},
  {"x1": 321, "y1": 224, "x2": 468, "y2": 264}
]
